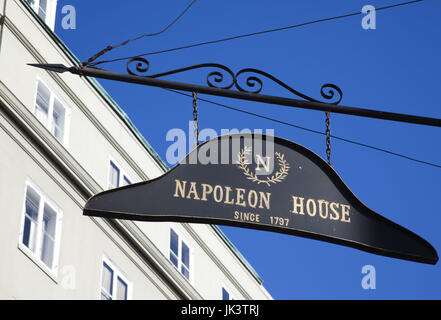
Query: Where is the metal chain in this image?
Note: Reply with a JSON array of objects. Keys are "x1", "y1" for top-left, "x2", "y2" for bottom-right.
[
  {"x1": 192, "y1": 92, "x2": 199, "y2": 147},
  {"x1": 325, "y1": 111, "x2": 332, "y2": 166}
]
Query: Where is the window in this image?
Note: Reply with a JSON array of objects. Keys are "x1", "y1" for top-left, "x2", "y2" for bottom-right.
[
  {"x1": 108, "y1": 158, "x2": 132, "y2": 189},
  {"x1": 100, "y1": 258, "x2": 130, "y2": 300},
  {"x1": 25, "y1": 0, "x2": 57, "y2": 30},
  {"x1": 222, "y1": 286, "x2": 235, "y2": 300},
  {"x1": 33, "y1": 80, "x2": 70, "y2": 145},
  {"x1": 35, "y1": 81, "x2": 50, "y2": 126},
  {"x1": 122, "y1": 176, "x2": 132, "y2": 187},
  {"x1": 20, "y1": 181, "x2": 62, "y2": 274},
  {"x1": 169, "y1": 228, "x2": 192, "y2": 281},
  {"x1": 52, "y1": 99, "x2": 66, "y2": 142},
  {"x1": 108, "y1": 161, "x2": 120, "y2": 189}
]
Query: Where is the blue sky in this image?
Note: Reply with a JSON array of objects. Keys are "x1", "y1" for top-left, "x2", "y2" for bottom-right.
[{"x1": 55, "y1": 0, "x2": 441, "y2": 299}]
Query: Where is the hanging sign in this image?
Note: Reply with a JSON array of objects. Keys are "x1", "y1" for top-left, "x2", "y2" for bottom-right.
[{"x1": 84, "y1": 134, "x2": 437, "y2": 264}]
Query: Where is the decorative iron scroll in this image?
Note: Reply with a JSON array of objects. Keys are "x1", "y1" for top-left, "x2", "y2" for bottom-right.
[{"x1": 126, "y1": 57, "x2": 343, "y2": 104}]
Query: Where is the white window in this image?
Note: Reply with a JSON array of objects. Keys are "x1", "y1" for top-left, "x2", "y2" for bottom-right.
[
  {"x1": 100, "y1": 257, "x2": 130, "y2": 300},
  {"x1": 108, "y1": 158, "x2": 132, "y2": 189},
  {"x1": 222, "y1": 286, "x2": 235, "y2": 300},
  {"x1": 19, "y1": 181, "x2": 63, "y2": 274},
  {"x1": 25, "y1": 0, "x2": 57, "y2": 30},
  {"x1": 33, "y1": 79, "x2": 70, "y2": 146},
  {"x1": 169, "y1": 228, "x2": 192, "y2": 281}
]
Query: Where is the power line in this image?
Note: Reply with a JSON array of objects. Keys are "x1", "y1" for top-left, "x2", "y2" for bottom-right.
[
  {"x1": 79, "y1": 0, "x2": 435, "y2": 167},
  {"x1": 166, "y1": 89, "x2": 441, "y2": 169},
  {"x1": 89, "y1": 0, "x2": 424, "y2": 67},
  {"x1": 83, "y1": 0, "x2": 198, "y2": 67}
]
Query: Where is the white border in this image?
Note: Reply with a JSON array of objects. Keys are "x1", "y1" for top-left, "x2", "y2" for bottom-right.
[
  {"x1": 107, "y1": 155, "x2": 133, "y2": 189},
  {"x1": 26, "y1": 0, "x2": 58, "y2": 30},
  {"x1": 221, "y1": 283, "x2": 236, "y2": 300},
  {"x1": 18, "y1": 178, "x2": 63, "y2": 279},
  {"x1": 99, "y1": 255, "x2": 132, "y2": 300},
  {"x1": 33, "y1": 76, "x2": 71, "y2": 147},
  {"x1": 169, "y1": 225, "x2": 194, "y2": 284}
]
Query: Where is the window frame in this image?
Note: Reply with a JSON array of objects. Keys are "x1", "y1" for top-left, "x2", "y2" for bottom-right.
[
  {"x1": 107, "y1": 156, "x2": 133, "y2": 189},
  {"x1": 100, "y1": 256, "x2": 131, "y2": 300},
  {"x1": 169, "y1": 227, "x2": 193, "y2": 283},
  {"x1": 33, "y1": 77, "x2": 71, "y2": 147},
  {"x1": 221, "y1": 284, "x2": 236, "y2": 300},
  {"x1": 25, "y1": 0, "x2": 57, "y2": 30},
  {"x1": 18, "y1": 179, "x2": 63, "y2": 277}
]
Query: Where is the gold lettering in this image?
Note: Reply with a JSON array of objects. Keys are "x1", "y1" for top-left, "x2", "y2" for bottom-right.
[
  {"x1": 289, "y1": 195, "x2": 349, "y2": 224},
  {"x1": 259, "y1": 192, "x2": 271, "y2": 210},
  {"x1": 173, "y1": 179, "x2": 187, "y2": 198},
  {"x1": 234, "y1": 210, "x2": 260, "y2": 222},
  {"x1": 255, "y1": 155, "x2": 271, "y2": 173},
  {"x1": 341, "y1": 204, "x2": 351, "y2": 223},
  {"x1": 330, "y1": 202, "x2": 340, "y2": 220},
  {"x1": 248, "y1": 190, "x2": 258, "y2": 208},
  {"x1": 317, "y1": 200, "x2": 329, "y2": 219},
  {"x1": 200, "y1": 184, "x2": 213, "y2": 201},
  {"x1": 213, "y1": 185, "x2": 223, "y2": 203},
  {"x1": 224, "y1": 186, "x2": 235, "y2": 205},
  {"x1": 172, "y1": 180, "x2": 273, "y2": 211},
  {"x1": 186, "y1": 182, "x2": 200, "y2": 200},
  {"x1": 291, "y1": 196, "x2": 305, "y2": 215},
  {"x1": 306, "y1": 199, "x2": 317, "y2": 217},
  {"x1": 236, "y1": 188, "x2": 246, "y2": 207}
]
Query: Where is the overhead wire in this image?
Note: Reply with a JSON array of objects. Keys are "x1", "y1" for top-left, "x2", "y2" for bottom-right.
[
  {"x1": 83, "y1": 0, "x2": 198, "y2": 67},
  {"x1": 165, "y1": 89, "x2": 441, "y2": 169},
  {"x1": 88, "y1": 0, "x2": 424, "y2": 67},
  {"x1": 82, "y1": 0, "x2": 438, "y2": 168}
]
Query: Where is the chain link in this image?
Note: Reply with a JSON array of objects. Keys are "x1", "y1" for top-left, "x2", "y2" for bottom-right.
[
  {"x1": 192, "y1": 92, "x2": 199, "y2": 147},
  {"x1": 325, "y1": 111, "x2": 332, "y2": 166}
]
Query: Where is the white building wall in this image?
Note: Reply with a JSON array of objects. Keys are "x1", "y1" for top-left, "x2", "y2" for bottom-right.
[
  {"x1": 0, "y1": 80, "x2": 182, "y2": 300},
  {"x1": 0, "y1": 0, "x2": 272, "y2": 300}
]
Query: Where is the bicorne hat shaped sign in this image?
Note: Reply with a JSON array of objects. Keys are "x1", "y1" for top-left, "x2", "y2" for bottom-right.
[{"x1": 84, "y1": 134, "x2": 438, "y2": 264}]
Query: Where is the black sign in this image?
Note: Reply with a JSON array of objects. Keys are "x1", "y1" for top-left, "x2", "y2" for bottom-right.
[{"x1": 84, "y1": 134, "x2": 438, "y2": 264}]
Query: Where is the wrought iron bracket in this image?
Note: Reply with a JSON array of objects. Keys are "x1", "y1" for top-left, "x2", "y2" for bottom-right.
[
  {"x1": 28, "y1": 60, "x2": 441, "y2": 128},
  {"x1": 126, "y1": 57, "x2": 343, "y2": 105}
]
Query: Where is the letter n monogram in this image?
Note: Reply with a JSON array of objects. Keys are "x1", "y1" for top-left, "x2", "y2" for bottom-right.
[{"x1": 255, "y1": 155, "x2": 271, "y2": 173}]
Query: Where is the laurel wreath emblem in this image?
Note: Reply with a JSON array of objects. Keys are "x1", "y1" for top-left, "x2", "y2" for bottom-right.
[{"x1": 236, "y1": 147, "x2": 290, "y2": 186}]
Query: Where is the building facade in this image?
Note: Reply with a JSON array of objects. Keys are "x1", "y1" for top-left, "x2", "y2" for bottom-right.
[{"x1": 0, "y1": 0, "x2": 272, "y2": 300}]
